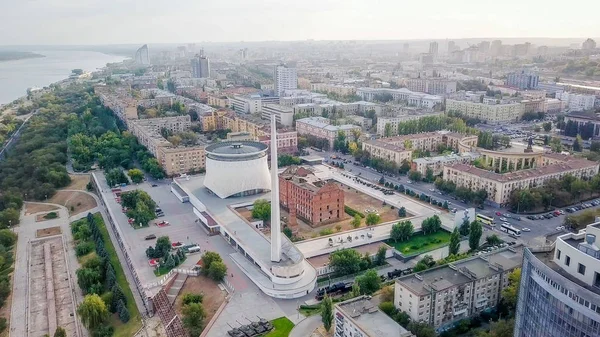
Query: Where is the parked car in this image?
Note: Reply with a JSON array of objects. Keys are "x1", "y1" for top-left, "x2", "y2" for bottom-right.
[
  {"x1": 522, "y1": 228, "x2": 531, "y2": 232},
  {"x1": 500, "y1": 217, "x2": 508, "y2": 222},
  {"x1": 565, "y1": 208, "x2": 574, "y2": 213},
  {"x1": 151, "y1": 183, "x2": 158, "y2": 187},
  {"x1": 526, "y1": 215, "x2": 535, "y2": 220},
  {"x1": 503, "y1": 213, "x2": 511, "y2": 218},
  {"x1": 495, "y1": 212, "x2": 502, "y2": 216},
  {"x1": 556, "y1": 226, "x2": 565, "y2": 231},
  {"x1": 145, "y1": 234, "x2": 157, "y2": 240},
  {"x1": 514, "y1": 216, "x2": 521, "y2": 221}
]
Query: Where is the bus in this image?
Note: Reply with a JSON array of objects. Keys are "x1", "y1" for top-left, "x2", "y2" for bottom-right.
[
  {"x1": 476, "y1": 214, "x2": 495, "y2": 226},
  {"x1": 500, "y1": 223, "x2": 521, "y2": 237}
]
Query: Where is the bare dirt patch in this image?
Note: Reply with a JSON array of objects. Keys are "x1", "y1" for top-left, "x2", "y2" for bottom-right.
[
  {"x1": 36, "y1": 226, "x2": 62, "y2": 238},
  {"x1": 35, "y1": 212, "x2": 60, "y2": 222},
  {"x1": 49, "y1": 190, "x2": 97, "y2": 216},
  {"x1": 174, "y1": 275, "x2": 226, "y2": 327},
  {"x1": 65, "y1": 174, "x2": 90, "y2": 191},
  {"x1": 24, "y1": 203, "x2": 59, "y2": 216}
]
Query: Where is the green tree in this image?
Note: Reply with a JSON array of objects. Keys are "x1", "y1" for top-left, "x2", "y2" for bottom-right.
[
  {"x1": 543, "y1": 122, "x2": 552, "y2": 132},
  {"x1": 251, "y1": 199, "x2": 271, "y2": 222},
  {"x1": 449, "y1": 227, "x2": 460, "y2": 255},
  {"x1": 356, "y1": 269, "x2": 381, "y2": 295},
  {"x1": 0, "y1": 229, "x2": 16, "y2": 246},
  {"x1": 201, "y1": 251, "x2": 223, "y2": 276},
  {"x1": 77, "y1": 294, "x2": 108, "y2": 330},
  {"x1": 365, "y1": 213, "x2": 381, "y2": 226},
  {"x1": 283, "y1": 227, "x2": 293, "y2": 238},
  {"x1": 408, "y1": 321, "x2": 436, "y2": 337},
  {"x1": 351, "y1": 214, "x2": 362, "y2": 228},
  {"x1": 413, "y1": 255, "x2": 435, "y2": 272},
  {"x1": 424, "y1": 168, "x2": 434, "y2": 183},
  {"x1": 486, "y1": 234, "x2": 502, "y2": 245},
  {"x1": 398, "y1": 206, "x2": 407, "y2": 217},
  {"x1": 573, "y1": 134, "x2": 583, "y2": 152},
  {"x1": 54, "y1": 327, "x2": 67, "y2": 337},
  {"x1": 375, "y1": 246, "x2": 387, "y2": 266},
  {"x1": 550, "y1": 137, "x2": 562, "y2": 153},
  {"x1": 321, "y1": 294, "x2": 333, "y2": 332},
  {"x1": 391, "y1": 220, "x2": 413, "y2": 242},
  {"x1": 208, "y1": 260, "x2": 228, "y2": 282},
  {"x1": 155, "y1": 236, "x2": 172, "y2": 257},
  {"x1": 408, "y1": 170, "x2": 422, "y2": 182},
  {"x1": 378, "y1": 301, "x2": 396, "y2": 316},
  {"x1": 384, "y1": 123, "x2": 393, "y2": 137},
  {"x1": 476, "y1": 319, "x2": 515, "y2": 337},
  {"x1": 501, "y1": 268, "x2": 521, "y2": 312},
  {"x1": 469, "y1": 221, "x2": 483, "y2": 251},
  {"x1": 127, "y1": 168, "x2": 144, "y2": 184},
  {"x1": 117, "y1": 299, "x2": 130, "y2": 323},
  {"x1": 329, "y1": 249, "x2": 362, "y2": 276},
  {"x1": 182, "y1": 302, "x2": 206, "y2": 336},
  {"x1": 0, "y1": 208, "x2": 19, "y2": 228}
]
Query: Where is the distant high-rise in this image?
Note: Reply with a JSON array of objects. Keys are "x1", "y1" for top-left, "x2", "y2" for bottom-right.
[
  {"x1": 191, "y1": 53, "x2": 210, "y2": 78},
  {"x1": 582, "y1": 38, "x2": 597, "y2": 50},
  {"x1": 478, "y1": 41, "x2": 490, "y2": 54},
  {"x1": 403, "y1": 43, "x2": 410, "y2": 53},
  {"x1": 273, "y1": 64, "x2": 297, "y2": 97},
  {"x1": 490, "y1": 40, "x2": 502, "y2": 56},
  {"x1": 447, "y1": 41, "x2": 457, "y2": 53},
  {"x1": 506, "y1": 70, "x2": 539, "y2": 89},
  {"x1": 429, "y1": 41, "x2": 439, "y2": 56},
  {"x1": 134, "y1": 44, "x2": 150, "y2": 65}
]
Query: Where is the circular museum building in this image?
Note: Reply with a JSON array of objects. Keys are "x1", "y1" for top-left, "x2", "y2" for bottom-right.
[{"x1": 204, "y1": 141, "x2": 271, "y2": 199}]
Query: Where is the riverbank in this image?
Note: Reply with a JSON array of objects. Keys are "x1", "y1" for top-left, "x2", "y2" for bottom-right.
[
  {"x1": 0, "y1": 50, "x2": 127, "y2": 104},
  {"x1": 0, "y1": 51, "x2": 45, "y2": 62}
]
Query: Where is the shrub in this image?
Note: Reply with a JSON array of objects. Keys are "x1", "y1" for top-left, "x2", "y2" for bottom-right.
[
  {"x1": 344, "y1": 205, "x2": 365, "y2": 218},
  {"x1": 319, "y1": 228, "x2": 334, "y2": 236},
  {"x1": 44, "y1": 212, "x2": 58, "y2": 219},
  {"x1": 75, "y1": 241, "x2": 95, "y2": 257},
  {"x1": 379, "y1": 301, "x2": 396, "y2": 316},
  {"x1": 182, "y1": 293, "x2": 204, "y2": 305}
]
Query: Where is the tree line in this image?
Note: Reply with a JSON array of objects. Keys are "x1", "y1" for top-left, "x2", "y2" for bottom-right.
[
  {"x1": 509, "y1": 173, "x2": 600, "y2": 213},
  {"x1": 72, "y1": 213, "x2": 135, "y2": 336}
]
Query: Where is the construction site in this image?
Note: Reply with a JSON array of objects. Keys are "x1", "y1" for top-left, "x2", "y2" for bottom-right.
[{"x1": 27, "y1": 236, "x2": 80, "y2": 337}]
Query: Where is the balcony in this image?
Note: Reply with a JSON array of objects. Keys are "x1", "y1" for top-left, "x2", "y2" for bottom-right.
[{"x1": 453, "y1": 306, "x2": 468, "y2": 316}]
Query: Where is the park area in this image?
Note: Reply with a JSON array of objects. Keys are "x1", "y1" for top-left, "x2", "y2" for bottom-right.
[
  {"x1": 386, "y1": 230, "x2": 451, "y2": 256},
  {"x1": 174, "y1": 275, "x2": 227, "y2": 331}
]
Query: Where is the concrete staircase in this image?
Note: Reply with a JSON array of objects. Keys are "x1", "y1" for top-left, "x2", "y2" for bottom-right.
[{"x1": 166, "y1": 273, "x2": 188, "y2": 304}]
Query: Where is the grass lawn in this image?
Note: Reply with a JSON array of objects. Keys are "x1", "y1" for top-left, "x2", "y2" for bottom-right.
[
  {"x1": 262, "y1": 317, "x2": 295, "y2": 337},
  {"x1": 92, "y1": 213, "x2": 142, "y2": 337},
  {"x1": 386, "y1": 231, "x2": 451, "y2": 256}
]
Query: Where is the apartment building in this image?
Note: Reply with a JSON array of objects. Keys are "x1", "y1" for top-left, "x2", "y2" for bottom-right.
[
  {"x1": 412, "y1": 152, "x2": 480, "y2": 176},
  {"x1": 311, "y1": 83, "x2": 357, "y2": 96},
  {"x1": 158, "y1": 146, "x2": 206, "y2": 176},
  {"x1": 395, "y1": 245, "x2": 524, "y2": 328},
  {"x1": 506, "y1": 71, "x2": 539, "y2": 90},
  {"x1": 376, "y1": 112, "x2": 444, "y2": 136},
  {"x1": 334, "y1": 296, "x2": 413, "y2": 337},
  {"x1": 95, "y1": 85, "x2": 139, "y2": 125},
  {"x1": 443, "y1": 156, "x2": 600, "y2": 207},
  {"x1": 556, "y1": 92, "x2": 596, "y2": 111},
  {"x1": 514, "y1": 222, "x2": 600, "y2": 337},
  {"x1": 207, "y1": 94, "x2": 229, "y2": 108},
  {"x1": 295, "y1": 117, "x2": 361, "y2": 149},
  {"x1": 356, "y1": 88, "x2": 442, "y2": 109},
  {"x1": 362, "y1": 140, "x2": 413, "y2": 166},
  {"x1": 200, "y1": 109, "x2": 231, "y2": 132},
  {"x1": 445, "y1": 99, "x2": 525, "y2": 124},
  {"x1": 406, "y1": 78, "x2": 457, "y2": 95},
  {"x1": 258, "y1": 129, "x2": 298, "y2": 154},
  {"x1": 128, "y1": 116, "x2": 206, "y2": 176},
  {"x1": 261, "y1": 104, "x2": 295, "y2": 126},
  {"x1": 229, "y1": 95, "x2": 262, "y2": 114},
  {"x1": 362, "y1": 131, "x2": 477, "y2": 166},
  {"x1": 274, "y1": 64, "x2": 297, "y2": 97},
  {"x1": 279, "y1": 166, "x2": 344, "y2": 226}
]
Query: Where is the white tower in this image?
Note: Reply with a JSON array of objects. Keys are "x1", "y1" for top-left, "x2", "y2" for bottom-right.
[{"x1": 270, "y1": 115, "x2": 282, "y2": 262}]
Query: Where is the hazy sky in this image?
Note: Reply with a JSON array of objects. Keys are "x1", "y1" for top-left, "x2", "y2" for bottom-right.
[{"x1": 1, "y1": 0, "x2": 598, "y2": 45}]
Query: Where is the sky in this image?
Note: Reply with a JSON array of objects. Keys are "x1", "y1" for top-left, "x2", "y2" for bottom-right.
[{"x1": 0, "y1": 0, "x2": 598, "y2": 45}]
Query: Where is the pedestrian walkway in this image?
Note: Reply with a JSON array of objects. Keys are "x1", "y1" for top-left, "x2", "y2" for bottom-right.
[
  {"x1": 167, "y1": 273, "x2": 187, "y2": 304},
  {"x1": 289, "y1": 315, "x2": 322, "y2": 337}
]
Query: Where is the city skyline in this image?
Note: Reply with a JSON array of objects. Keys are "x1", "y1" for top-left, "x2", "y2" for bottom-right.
[{"x1": 0, "y1": 0, "x2": 599, "y2": 45}]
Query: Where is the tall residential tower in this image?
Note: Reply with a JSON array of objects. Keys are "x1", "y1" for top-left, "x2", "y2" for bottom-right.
[{"x1": 273, "y1": 64, "x2": 297, "y2": 97}]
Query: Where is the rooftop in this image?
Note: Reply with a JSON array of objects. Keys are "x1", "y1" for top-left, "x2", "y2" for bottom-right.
[
  {"x1": 337, "y1": 296, "x2": 410, "y2": 337},
  {"x1": 448, "y1": 158, "x2": 599, "y2": 183},
  {"x1": 205, "y1": 141, "x2": 268, "y2": 155},
  {"x1": 398, "y1": 245, "x2": 524, "y2": 296}
]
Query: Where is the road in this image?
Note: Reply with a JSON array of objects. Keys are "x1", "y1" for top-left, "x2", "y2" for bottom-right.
[
  {"x1": 0, "y1": 112, "x2": 34, "y2": 159},
  {"x1": 315, "y1": 149, "x2": 595, "y2": 246}
]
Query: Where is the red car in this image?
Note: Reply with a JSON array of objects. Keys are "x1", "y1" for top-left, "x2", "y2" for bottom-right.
[{"x1": 495, "y1": 212, "x2": 502, "y2": 216}]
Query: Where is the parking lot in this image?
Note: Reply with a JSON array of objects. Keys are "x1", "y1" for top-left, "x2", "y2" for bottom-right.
[{"x1": 96, "y1": 172, "x2": 237, "y2": 287}]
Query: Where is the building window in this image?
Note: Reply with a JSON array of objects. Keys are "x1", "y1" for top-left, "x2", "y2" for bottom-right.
[
  {"x1": 578, "y1": 264, "x2": 586, "y2": 275},
  {"x1": 565, "y1": 255, "x2": 570, "y2": 266},
  {"x1": 557, "y1": 250, "x2": 561, "y2": 260},
  {"x1": 595, "y1": 272, "x2": 600, "y2": 288}
]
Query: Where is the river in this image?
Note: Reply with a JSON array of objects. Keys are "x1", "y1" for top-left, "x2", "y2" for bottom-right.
[{"x1": 0, "y1": 50, "x2": 128, "y2": 104}]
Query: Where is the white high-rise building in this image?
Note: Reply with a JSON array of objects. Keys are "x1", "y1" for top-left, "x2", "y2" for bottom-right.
[
  {"x1": 191, "y1": 54, "x2": 210, "y2": 78},
  {"x1": 273, "y1": 65, "x2": 297, "y2": 97},
  {"x1": 134, "y1": 44, "x2": 150, "y2": 65}
]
